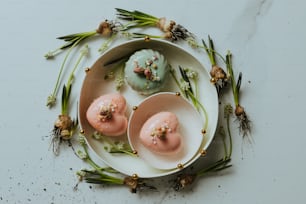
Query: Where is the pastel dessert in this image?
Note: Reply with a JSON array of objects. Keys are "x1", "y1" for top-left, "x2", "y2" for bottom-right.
[
  {"x1": 86, "y1": 93, "x2": 128, "y2": 136},
  {"x1": 139, "y1": 112, "x2": 182, "y2": 155},
  {"x1": 125, "y1": 49, "x2": 169, "y2": 95}
]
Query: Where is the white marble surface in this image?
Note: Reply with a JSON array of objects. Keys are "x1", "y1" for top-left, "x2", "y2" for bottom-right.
[{"x1": 1, "y1": 0, "x2": 306, "y2": 203}]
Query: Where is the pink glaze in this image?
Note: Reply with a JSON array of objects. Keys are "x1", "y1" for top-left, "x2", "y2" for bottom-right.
[
  {"x1": 139, "y1": 112, "x2": 182, "y2": 155},
  {"x1": 86, "y1": 93, "x2": 128, "y2": 136}
]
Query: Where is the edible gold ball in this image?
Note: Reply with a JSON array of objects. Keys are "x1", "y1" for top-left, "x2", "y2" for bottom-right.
[
  {"x1": 132, "y1": 174, "x2": 138, "y2": 179},
  {"x1": 85, "y1": 68, "x2": 91, "y2": 73},
  {"x1": 177, "y1": 163, "x2": 184, "y2": 169},
  {"x1": 200, "y1": 150, "x2": 207, "y2": 156}
]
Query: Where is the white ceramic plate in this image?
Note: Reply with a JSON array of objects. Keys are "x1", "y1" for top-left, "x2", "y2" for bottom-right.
[
  {"x1": 128, "y1": 92, "x2": 204, "y2": 170},
  {"x1": 79, "y1": 39, "x2": 218, "y2": 178}
]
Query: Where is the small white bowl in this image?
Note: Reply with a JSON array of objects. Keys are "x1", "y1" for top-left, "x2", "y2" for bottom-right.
[{"x1": 128, "y1": 92, "x2": 205, "y2": 170}]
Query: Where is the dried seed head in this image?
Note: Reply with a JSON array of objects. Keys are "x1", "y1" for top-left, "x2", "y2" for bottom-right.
[{"x1": 46, "y1": 94, "x2": 56, "y2": 108}]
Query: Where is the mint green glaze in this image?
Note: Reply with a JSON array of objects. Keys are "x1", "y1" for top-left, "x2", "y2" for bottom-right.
[{"x1": 125, "y1": 49, "x2": 169, "y2": 95}]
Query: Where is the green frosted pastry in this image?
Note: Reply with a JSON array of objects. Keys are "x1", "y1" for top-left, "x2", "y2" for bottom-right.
[{"x1": 125, "y1": 49, "x2": 169, "y2": 95}]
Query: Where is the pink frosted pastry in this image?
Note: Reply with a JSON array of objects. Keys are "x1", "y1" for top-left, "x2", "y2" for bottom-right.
[
  {"x1": 86, "y1": 93, "x2": 128, "y2": 136},
  {"x1": 139, "y1": 112, "x2": 182, "y2": 155}
]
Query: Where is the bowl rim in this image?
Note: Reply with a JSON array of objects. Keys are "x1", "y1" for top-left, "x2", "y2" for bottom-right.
[{"x1": 127, "y1": 91, "x2": 205, "y2": 170}]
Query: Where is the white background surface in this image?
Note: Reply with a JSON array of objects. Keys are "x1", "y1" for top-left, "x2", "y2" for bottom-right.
[{"x1": 0, "y1": 0, "x2": 305, "y2": 203}]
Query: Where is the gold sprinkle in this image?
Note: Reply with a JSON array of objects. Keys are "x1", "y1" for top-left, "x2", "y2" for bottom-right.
[
  {"x1": 175, "y1": 92, "x2": 181, "y2": 96},
  {"x1": 177, "y1": 163, "x2": 184, "y2": 169},
  {"x1": 80, "y1": 129, "x2": 85, "y2": 134},
  {"x1": 132, "y1": 106, "x2": 138, "y2": 111},
  {"x1": 201, "y1": 129, "x2": 206, "y2": 135},
  {"x1": 132, "y1": 150, "x2": 138, "y2": 155},
  {"x1": 132, "y1": 174, "x2": 138, "y2": 179},
  {"x1": 200, "y1": 150, "x2": 207, "y2": 156},
  {"x1": 85, "y1": 67, "x2": 90, "y2": 73},
  {"x1": 144, "y1": 36, "x2": 150, "y2": 42}
]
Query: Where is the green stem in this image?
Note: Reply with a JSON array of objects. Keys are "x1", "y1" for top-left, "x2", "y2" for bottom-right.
[
  {"x1": 61, "y1": 45, "x2": 88, "y2": 114},
  {"x1": 186, "y1": 90, "x2": 209, "y2": 131},
  {"x1": 226, "y1": 51, "x2": 239, "y2": 106},
  {"x1": 102, "y1": 136, "x2": 135, "y2": 157},
  {"x1": 86, "y1": 158, "x2": 103, "y2": 172},
  {"x1": 120, "y1": 63, "x2": 125, "y2": 76},
  {"x1": 109, "y1": 149, "x2": 135, "y2": 156},
  {"x1": 131, "y1": 33, "x2": 163, "y2": 39},
  {"x1": 196, "y1": 157, "x2": 231, "y2": 177},
  {"x1": 201, "y1": 39, "x2": 215, "y2": 66},
  {"x1": 45, "y1": 31, "x2": 96, "y2": 59},
  {"x1": 169, "y1": 68, "x2": 185, "y2": 95},
  {"x1": 48, "y1": 37, "x2": 83, "y2": 107},
  {"x1": 67, "y1": 45, "x2": 88, "y2": 87},
  {"x1": 98, "y1": 33, "x2": 118, "y2": 53},
  {"x1": 220, "y1": 128, "x2": 228, "y2": 159},
  {"x1": 83, "y1": 170, "x2": 124, "y2": 185},
  {"x1": 95, "y1": 178, "x2": 124, "y2": 185},
  {"x1": 194, "y1": 77, "x2": 199, "y2": 105},
  {"x1": 169, "y1": 68, "x2": 207, "y2": 126},
  {"x1": 81, "y1": 143, "x2": 116, "y2": 176},
  {"x1": 116, "y1": 8, "x2": 159, "y2": 23},
  {"x1": 227, "y1": 117, "x2": 233, "y2": 158},
  {"x1": 225, "y1": 108, "x2": 233, "y2": 158}
]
